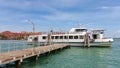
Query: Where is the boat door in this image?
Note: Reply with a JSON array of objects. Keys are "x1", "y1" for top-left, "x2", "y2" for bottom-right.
[
  {"x1": 33, "y1": 36, "x2": 38, "y2": 42},
  {"x1": 92, "y1": 34, "x2": 97, "y2": 39}
]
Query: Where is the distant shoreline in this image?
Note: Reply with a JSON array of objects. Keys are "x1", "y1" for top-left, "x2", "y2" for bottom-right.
[{"x1": 113, "y1": 38, "x2": 120, "y2": 39}]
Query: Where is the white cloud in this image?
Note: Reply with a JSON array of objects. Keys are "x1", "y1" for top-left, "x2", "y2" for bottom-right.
[
  {"x1": 98, "y1": 6, "x2": 120, "y2": 12},
  {"x1": 100, "y1": 6, "x2": 110, "y2": 9},
  {"x1": 44, "y1": 0, "x2": 83, "y2": 8},
  {"x1": 117, "y1": 30, "x2": 120, "y2": 33}
]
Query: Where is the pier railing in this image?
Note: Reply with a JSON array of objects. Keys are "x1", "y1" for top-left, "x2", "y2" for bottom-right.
[
  {"x1": 41, "y1": 31, "x2": 84, "y2": 35},
  {"x1": 0, "y1": 40, "x2": 70, "y2": 67},
  {"x1": 0, "y1": 40, "x2": 36, "y2": 53}
]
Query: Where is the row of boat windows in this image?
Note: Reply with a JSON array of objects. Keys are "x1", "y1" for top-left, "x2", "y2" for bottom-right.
[{"x1": 42, "y1": 36, "x2": 84, "y2": 39}]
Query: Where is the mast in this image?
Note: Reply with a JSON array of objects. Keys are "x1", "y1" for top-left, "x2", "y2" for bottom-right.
[{"x1": 46, "y1": 24, "x2": 53, "y2": 45}]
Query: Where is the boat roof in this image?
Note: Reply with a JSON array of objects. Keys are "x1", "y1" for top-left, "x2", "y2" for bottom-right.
[
  {"x1": 69, "y1": 28, "x2": 87, "y2": 32},
  {"x1": 71, "y1": 27, "x2": 87, "y2": 30},
  {"x1": 91, "y1": 29, "x2": 105, "y2": 31}
]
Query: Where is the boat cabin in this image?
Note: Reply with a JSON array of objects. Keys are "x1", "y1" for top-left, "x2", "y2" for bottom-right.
[{"x1": 91, "y1": 30, "x2": 104, "y2": 39}]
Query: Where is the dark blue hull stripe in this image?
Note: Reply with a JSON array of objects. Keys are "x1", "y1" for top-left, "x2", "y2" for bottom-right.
[{"x1": 28, "y1": 42, "x2": 112, "y2": 46}]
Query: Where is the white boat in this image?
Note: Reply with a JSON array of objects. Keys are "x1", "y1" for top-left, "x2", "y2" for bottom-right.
[{"x1": 27, "y1": 28, "x2": 113, "y2": 47}]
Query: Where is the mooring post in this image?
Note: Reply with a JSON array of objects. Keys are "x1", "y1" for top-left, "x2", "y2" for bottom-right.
[
  {"x1": 47, "y1": 34, "x2": 51, "y2": 45},
  {"x1": 84, "y1": 35, "x2": 87, "y2": 47},
  {"x1": 87, "y1": 34, "x2": 90, "y2": 48},
  {"x1": 16, "y1": 59, "x2": 23, "y2": 68},
  {"x1": 35, "y1": 55, "x2": 39, "y2": 62},
  {"x1": 87, "y1": 37, "x2": 90, "y2": 48}
]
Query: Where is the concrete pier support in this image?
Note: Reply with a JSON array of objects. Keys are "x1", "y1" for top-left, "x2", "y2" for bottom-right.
[
  {"x1": 35, "y1": 55, "x2": 39, "y2": 63},
  {"x1": 35, "y1": 55, "x2": 39, "y2": 61},
  {"x1": 15, "y1": 59, "x2": 23, "y2": 68}
]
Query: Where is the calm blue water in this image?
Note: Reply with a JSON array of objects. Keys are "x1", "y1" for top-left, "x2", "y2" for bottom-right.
[{"x1": 0, "y1": 39, "x2": 120, "y2": 68}]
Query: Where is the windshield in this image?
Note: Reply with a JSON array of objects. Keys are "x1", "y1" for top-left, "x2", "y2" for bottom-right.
[{"x1": 75, "y1": 29, "x2": 87, "y2": 32}]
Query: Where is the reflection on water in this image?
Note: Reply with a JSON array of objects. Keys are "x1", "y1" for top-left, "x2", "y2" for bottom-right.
[{"x1": 0, "y1": 39, "x2": 120, "y2": 68}]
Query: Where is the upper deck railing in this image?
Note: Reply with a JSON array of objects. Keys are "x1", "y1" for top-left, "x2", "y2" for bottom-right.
[{"x1": 41, "y1": 31, "x2": 87, "y2": 35}]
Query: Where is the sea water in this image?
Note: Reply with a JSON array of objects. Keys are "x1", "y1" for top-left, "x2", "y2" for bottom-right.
[{"x1": 0, "y1": 39, "x2": 120, "y2": 68}]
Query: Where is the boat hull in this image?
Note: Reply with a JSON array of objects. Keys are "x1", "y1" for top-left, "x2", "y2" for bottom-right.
[{"x1": 28, "y1": 42, "x2": 112, "y2": 47}]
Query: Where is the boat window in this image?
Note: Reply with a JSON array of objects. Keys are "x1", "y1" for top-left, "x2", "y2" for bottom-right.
[
  {"x1": 55, "y1": 36, "x2": 59, "y2": 39},
  {"x1": 100, "y1": 32, "x2": 104, "y2": 34},
  {"x1": 75, "y1": 29, "x2": 87, "y2": 32},
  {"x1": 69, "y1": 36, "x2": 73, "y2": 39},
  {"x1": 29, "y1": 37, "x2": 32, "y2": 39},
  {"x1": 51, "y1": 36, "x2": 54, "y2": 39},
  {"x1": 43, "y1": 36, "x2": 47, "y2": 39},
  {"x1": 79, "y1": 36, "x2": 83, "y2": 39},
  {"x1": 74, "y1": 36, "x2": 78, "y2": 39},
  {"x1": 60, "y1": 36, "x2": 63, "y2": 39},
  {"x1": 64, "y1": 36, "x2": 68, "y2": 39},
  {"x1": 34, "y1": 37, "x2": 38, "y2": 41}
]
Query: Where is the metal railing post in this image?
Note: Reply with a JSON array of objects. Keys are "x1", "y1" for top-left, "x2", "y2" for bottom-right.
[
  {"x1": 14, "y1": 42, "x2": 15, "y2": 51},
  {"x1": 22, "y1": 42, "x2": 24, "y2": 50},
  {"x1": 0, "y1": 44, "x2": 1, "y2": 56},
  {"x1": 7, "y1": 41, "x2": 10, "y2": 52}
]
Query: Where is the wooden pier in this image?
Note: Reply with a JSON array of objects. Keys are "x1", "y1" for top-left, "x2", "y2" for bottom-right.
[{"x1": 0, "y1": 44, "x2": 70, "y2": 67}]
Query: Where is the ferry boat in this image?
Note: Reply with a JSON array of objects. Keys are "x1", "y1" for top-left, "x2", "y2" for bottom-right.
[{"x1": 27, "y1": 28, "x2": 113, "y2": 47}]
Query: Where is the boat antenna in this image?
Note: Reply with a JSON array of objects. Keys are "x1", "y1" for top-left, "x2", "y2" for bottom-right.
[
  {"x1": 77, "y1": 22, "x2": 80, "y2": 28},
  {"x1": 48, "y1": 24, "x2": 53, "y2": 33}
]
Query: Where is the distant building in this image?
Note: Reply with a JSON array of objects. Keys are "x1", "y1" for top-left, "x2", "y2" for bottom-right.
[{"x1": 0, "y1": 31, "x2": 42, "y2": 40}]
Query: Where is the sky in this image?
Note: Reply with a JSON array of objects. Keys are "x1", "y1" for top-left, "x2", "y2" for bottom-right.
[{"x1": 0, "y1": 0, "x2": 120, "y2": 37}]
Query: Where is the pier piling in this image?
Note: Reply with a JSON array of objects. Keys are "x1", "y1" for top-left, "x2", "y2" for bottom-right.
[{"x1": 16, "y1": 60, "x2": 22, "y2": 68}]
